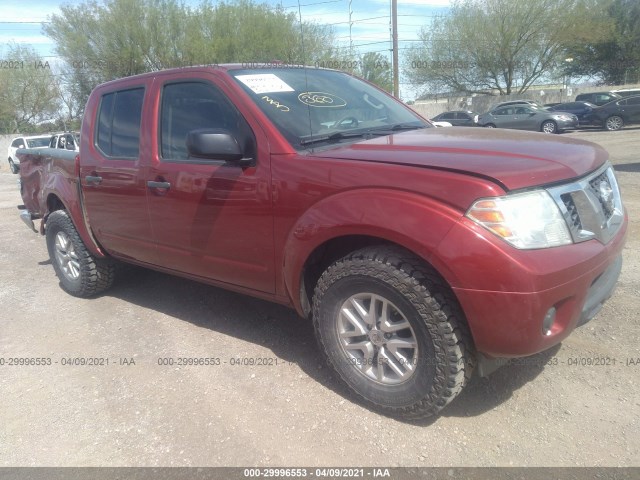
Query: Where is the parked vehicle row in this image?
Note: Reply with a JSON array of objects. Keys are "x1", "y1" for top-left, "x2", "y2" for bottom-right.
[
  {"x1": 431, "y1": 94, "x2": 640, "y2": 133},
  {"x1": 478, "y1": 105, "x2": 578, "y2": 133},
  {"x1": 7, "y1": 131, "x2": 79, "y2": 173}
]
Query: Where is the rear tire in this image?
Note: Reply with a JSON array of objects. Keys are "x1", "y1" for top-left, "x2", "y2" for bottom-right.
[
  {"x1": 604, "y1": 115, "x2": 624, "y2": 131},
  {"x1": 312, "y1": 246, "x2": 474, "y2": 419},
  {"x1": 46, "y1": 210, "x2": 116, "y2": 297},
  {"x1": 8, "y1": 158, "x2": 18, "y2": 174}
]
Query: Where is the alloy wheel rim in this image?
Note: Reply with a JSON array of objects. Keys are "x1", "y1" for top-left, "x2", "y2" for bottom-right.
[
  {"x1": 607, "y1": 117, "x2": 622, "y2": 130},
  {"x1": 54, "y1": 231, "x2": 80, "y2": 280},
  {"x1": 543, "y1": 121, "x2": 556, "y2": 133},
  {"x1": 336, "y1": 293, "x2": 419, "y2": 385}
]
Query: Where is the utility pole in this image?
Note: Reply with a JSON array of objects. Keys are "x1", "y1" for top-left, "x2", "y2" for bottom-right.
[{"x1": 391, "y1": 0, "x2": 399, "y2": 98}]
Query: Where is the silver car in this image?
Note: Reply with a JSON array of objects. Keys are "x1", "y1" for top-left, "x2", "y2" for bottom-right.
[{"x1": 478, "y1": 105, "x2": 578, "y2": 134}]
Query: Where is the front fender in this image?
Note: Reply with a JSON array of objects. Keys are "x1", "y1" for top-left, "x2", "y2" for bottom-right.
[{"x1": 282, "y1": 188, "x2": 464, "y2": 313}]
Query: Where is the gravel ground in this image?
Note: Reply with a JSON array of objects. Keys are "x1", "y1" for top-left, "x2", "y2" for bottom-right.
[{"x1": 0, "y1": 127, "x2": 638, "y2": 467}]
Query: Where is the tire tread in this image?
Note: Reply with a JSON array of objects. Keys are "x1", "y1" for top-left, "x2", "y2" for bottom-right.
[
  {"x1": 312, "y1": 245, "x2": 474, "y2": 419},
  {"x1": 46, "y1": 210, "x2": 116, "y2": 297}
]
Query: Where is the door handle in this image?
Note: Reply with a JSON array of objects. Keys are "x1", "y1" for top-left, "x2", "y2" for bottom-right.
[
  {"x1": 147, "y1": 181, "x2": 171, "y2": 190},
  {"x1": 85, "y1": 175, "x2": 102, "y2": 185}
]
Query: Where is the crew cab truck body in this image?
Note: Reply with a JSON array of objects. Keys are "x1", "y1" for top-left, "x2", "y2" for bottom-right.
[{"x1": 17, "y1": 65, "x2": 627, "y2": 418}]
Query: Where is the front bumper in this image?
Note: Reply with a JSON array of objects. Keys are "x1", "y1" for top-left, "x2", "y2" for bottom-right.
[
  {"x1": 556, "y1": 118, "x2": 579, "y2": 131},
  {"x1": 436, "y1": 205, "x2": 628, "y2": 360}
]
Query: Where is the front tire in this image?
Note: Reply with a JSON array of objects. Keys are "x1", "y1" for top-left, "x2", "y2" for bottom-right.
[
  {"x1": 604, "y1": 115, "x2": 624, "y2": 131},
  {"x1": 484, "y1": 123, "x2": 496, "y2": 128},
  {"x1": 312, "y1": 246, "x2": 474, "y2": 419},
  {"x1": 46, "y1": 210, "x2": 116, "y2": 297},
  {"x1": 541, "y1": 120, "x2": 557, "y2": 134},
  {"x1": 8, "y1": 158, "x2": 18, "y2": 174}
]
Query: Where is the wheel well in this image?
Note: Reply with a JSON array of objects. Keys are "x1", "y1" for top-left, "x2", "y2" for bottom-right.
[
  {"x1": 299, "y1": 236, "x2": 445, "y2": 318},
  {"x1": 47, "y1": 194, "x2": 65, "y2": 213}
]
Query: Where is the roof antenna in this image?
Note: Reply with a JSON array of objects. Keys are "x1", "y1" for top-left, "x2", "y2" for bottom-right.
[{"x1": 297, "y1": 0, "x2": 315, "y2": 148}]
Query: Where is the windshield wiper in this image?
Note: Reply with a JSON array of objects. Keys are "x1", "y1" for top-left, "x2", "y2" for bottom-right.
[
  {"x1": 299, "y1": 131, "x2": 367, "y2": 147},
  {"x1": 383, "y1": 123, "x2": 428, "y2": 132},
  {"x1": 299, "y1": 123, "x2": 428, "y2": 147}
]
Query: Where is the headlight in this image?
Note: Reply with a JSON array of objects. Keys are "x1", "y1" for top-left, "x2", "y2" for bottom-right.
[
  {"x1": 552, "y1": 114, "x2": 572, "y2": 121},
  {"x1": 466, "y1": 190, "x2": 572, "y2": 249}
]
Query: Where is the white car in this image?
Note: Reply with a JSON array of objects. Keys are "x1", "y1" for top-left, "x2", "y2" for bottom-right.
[{"x1": 7, "y1": 135, "x2": 51, "y2": 174}]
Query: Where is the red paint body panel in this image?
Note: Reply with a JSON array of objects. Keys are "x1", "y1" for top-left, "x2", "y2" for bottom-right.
[
  {"x1": 312, "y1": 127, "x2": 608, "y2": 191},
  {"x1": 16, "y1": 65, "x2": 628, "y2": 360},
  {"x1": 18, "y1": 148, "x2": 104, "y2": 257},
  {"x1": 444, "y1": 213, "x2": 628, "y2": 356}
]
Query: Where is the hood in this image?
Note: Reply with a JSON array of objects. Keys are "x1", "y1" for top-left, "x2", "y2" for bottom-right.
[{"x1": 311, "y1": 127, "x2": 608, "y2": 191}]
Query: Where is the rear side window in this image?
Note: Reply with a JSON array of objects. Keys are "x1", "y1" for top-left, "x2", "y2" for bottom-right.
[{"x1": 96, "y1": 88, "x2": 144, "y2": 158}]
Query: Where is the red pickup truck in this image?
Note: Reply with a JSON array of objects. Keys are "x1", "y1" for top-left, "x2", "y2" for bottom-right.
[{"x1": 17, "y1": 65, "x2": 627, "y2": 418}]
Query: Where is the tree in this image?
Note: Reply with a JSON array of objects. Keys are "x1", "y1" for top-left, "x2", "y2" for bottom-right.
[
  {"x1": 405, "y1": 0, "x2": 609, "y2": 95},
  {"x1": 358, "y1": 52, "x2": 392, "y2": 93},
  {"x1": 564, "y1": 0, "x2": 640, "y2": 85},
  {"x1": 43, "y1": 0, "x2": 339, "y2": 108},
  {"x1": 0, "y1": 44, "x2": 59, "y2": 133}
]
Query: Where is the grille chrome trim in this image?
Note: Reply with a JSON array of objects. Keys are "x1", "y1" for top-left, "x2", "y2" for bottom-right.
[{"x1": 547, "y1": 163, "x2": 624, "y2": 245}]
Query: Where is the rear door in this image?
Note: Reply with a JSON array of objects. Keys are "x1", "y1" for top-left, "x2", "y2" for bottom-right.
[
  {"x1": 453, "y1": 112, "x2": 471, "y2": 126},
  {"x1": 79, "y1": 83, "x2": 158, "y2": 264},
  {"x1": 145, "y1": 75, "x2": 275, "y2": 294},
  {"x1": 493, "y1": 107, "x2": 516, "y2": 128},
  {"x1": 623, "y1": 96, "x2": 640, "y2": 123}
]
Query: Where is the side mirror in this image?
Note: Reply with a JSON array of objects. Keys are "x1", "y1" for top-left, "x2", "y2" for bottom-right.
[
  {"x1": 186, "y1": 129, "x2": 252, "y2": 164},
  {"x1": 18, "y1": 144, "x2": 25, "y2": 149}
]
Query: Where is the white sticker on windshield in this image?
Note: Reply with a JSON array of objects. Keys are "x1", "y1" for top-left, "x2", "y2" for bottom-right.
[{"x1": 235, "y1": 74, "x2": 295, "y2": 94}]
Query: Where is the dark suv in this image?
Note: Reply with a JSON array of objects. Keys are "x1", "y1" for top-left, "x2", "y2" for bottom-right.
[{"x1": 575, "y1": 91, "x2": 622, "y2": 106}]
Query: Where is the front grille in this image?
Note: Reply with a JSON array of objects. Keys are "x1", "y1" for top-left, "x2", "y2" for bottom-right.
[
  {"x1": 589, "y1": 171, "x2": 615, "y2": 219},
  {"x1": 561, "y1": 194, "x2": 582, "y2": 230},
  {"x1": 547, "y1": 163, "x2": 624, "y2": 245}
]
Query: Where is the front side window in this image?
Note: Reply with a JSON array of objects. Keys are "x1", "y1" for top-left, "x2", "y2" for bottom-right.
[
  {"x1": 494, "y1": 107, "x2": 512, "y2": 116},
  {"x1": 160, "y1": 81, "x2": 254, "y2": 161},
  {"x1": 11, "y1": 139, "x2": 22, "y2": 148},
  {"x1": 96, "y1": 88, "x2": 144, "y2": 158}
]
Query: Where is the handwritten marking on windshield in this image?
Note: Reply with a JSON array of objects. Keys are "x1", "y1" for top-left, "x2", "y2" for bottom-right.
[
  {"x1": 298, "y1": 92, "x2": 347, "y2": 108},
  {"x1": 262, "y1": 95, "x2": 290, "y2": 112}
]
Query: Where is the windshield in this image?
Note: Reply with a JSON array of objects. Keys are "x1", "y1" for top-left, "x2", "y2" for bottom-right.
[
  {"x1": 230, "y1": 68, "x2": 428, "y2": 150},
  {"x1": 25, "y1": 137, "x2": 51, "y2": 148}
]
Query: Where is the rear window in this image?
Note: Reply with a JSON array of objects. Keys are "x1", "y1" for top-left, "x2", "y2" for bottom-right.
[
  {"x1": 96, "y1": 88, "x2": 144, "y2": 158},
  {"x1": 25, "y1": 137, "x2": 50, "y2": 148}
]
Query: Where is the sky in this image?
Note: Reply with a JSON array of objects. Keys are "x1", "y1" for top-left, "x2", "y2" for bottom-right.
[{"x1": 0, "y1": 0, "x2": 451, "y2": 99}]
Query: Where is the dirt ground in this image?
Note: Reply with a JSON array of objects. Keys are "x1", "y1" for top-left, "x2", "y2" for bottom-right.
[{"x1": 0, "y1": 127, "x2": 638, "y2": 468}]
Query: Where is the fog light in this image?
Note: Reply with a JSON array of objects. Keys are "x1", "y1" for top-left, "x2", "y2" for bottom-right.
[{"x1": 542, "y1": 307, "x2": 556, "y2": 336}]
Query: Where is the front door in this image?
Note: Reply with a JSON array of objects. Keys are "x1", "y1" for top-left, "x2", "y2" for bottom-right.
[{"x1": 145, "y1": 78, "x2": 275, "y2": 294}]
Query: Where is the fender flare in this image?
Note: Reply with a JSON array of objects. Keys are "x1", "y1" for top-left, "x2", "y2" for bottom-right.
[
  {"x1": 42, "y1": 177, "x2": 106, "y2": 258},
  {"x1": 281, "y1": 188, "x2": 464, "y2": 313}
]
